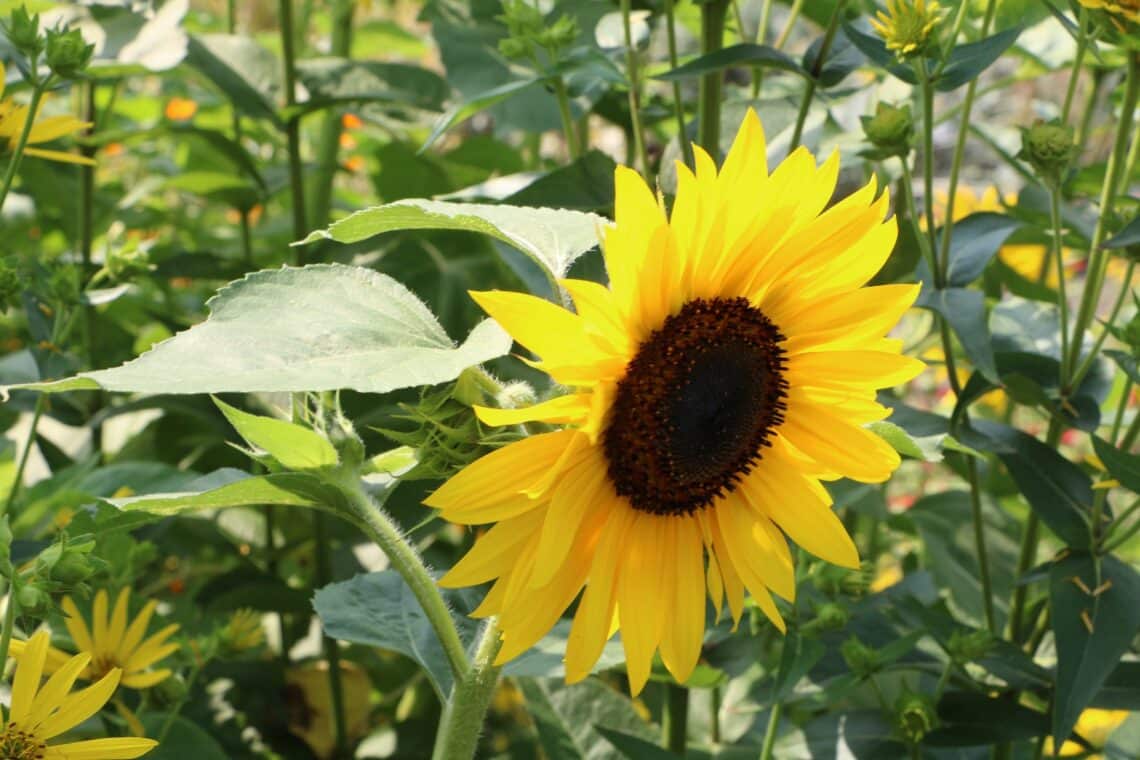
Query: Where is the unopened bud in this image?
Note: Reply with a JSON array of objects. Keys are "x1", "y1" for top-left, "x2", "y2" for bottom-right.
[
  {"x1": 861, "y1": 103, "x2": 914, "y2": 158},
  {"x1": 947, "y1": 628, "x2": 993, "y2": 663},
  {"x1": 801, "y1": 602, "x2": 850, "y2": 636},
  {"x1": 895, "y1": 689, "x2": 938, "y2": 743},
  {"x1": 1018, "y1": 121, "x2": 1077, "y2": 188},
  {"x1": 840, "y1": 635, "x2": 881, "y2": 678},
  {"x1": 44, "y1": 26, "x2": 94, "y2": 79},
  {"x1": 16, "y1": 584, "x2": 51, "y2": 617},
  {"x1": 4, "y1": 7, "x2": 41, "y2": 57}
]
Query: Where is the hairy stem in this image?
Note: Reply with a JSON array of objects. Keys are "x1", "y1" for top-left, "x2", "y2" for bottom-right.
[{"x1": 432, "y1": 619, "x2": 502, "y2": 760}]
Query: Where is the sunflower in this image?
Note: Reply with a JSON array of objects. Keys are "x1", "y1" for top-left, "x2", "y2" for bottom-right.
[
  {"x1": 0, "y1": 630, "x2": 157, "y2": 759},
  {"x1": 10, "y1": 588, "x2": 180, "y2": 689},
  {"x1": 869, "y1": 0, "x2": 946, "y2": 58},
  {"x1": 426, "y1": 111, "x2": 923, "y2": 694},
  {"x1": 1078, "y1": 0, "x2": 1140, "y2": 23}
]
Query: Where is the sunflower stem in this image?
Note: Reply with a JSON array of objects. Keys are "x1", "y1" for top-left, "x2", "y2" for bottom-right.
[
  {"x1": 552, "y1": 76, "x2": 581, "y2": 161},
  {"x1": 759, "y1": 701, "x2": 783, "y2": 760},
  {"x1": 313, "y1": 510, "x2": 349, "y2": 758},
  {"x1": 966, "y1": 456, "x2": 996, "y2": 634},
  {"x1": 335, "y1": 472, "x2": 470, "y2": 682},
  {"x1": 789, "y1": 0, "x2": 846, "y2": 152},
  {"x1": 750, "y1": 0, "x2": 774, "y2": 97},
  {"x1": 0, "y1": 77, "x2": 50, "y2": 213},
  {"x1": 918, "y1": 57, "x2": 940, "y2": 274},
  {"x1": 432, "y1": 618, "x2": 502, "y2": 760},
  {"x1": 898, "y1": 158, "x2": 940, "y2": 290},
  {"x1": 662, "y1": 682, "x2": 689, "y2": 754},
  {"x1": 697, "y1": 0, "x2": 731, "y2": 159},
  {"x1": 279, "y1": 0, "x2": 308, "y2": 265},
  {"x1": 1065, "y1": 51, "x2": 1140, "y2": 384},
  {"x1": 0, "y1": 575, "x2": 18, "y2": 682},
  {"x1": 936, "y1": 0, "x2": 998, "y2": 281},
  {"x1": 1049, "y1": 187, "x2": 1072, "y2": 385},
  {"x1": 620, "y1": 0, "x2": 649, "y2": 178},
  {"x1": 773, "y1": 0, "x2": 804, "y2": 51},
  {"x1": 1069, "y1": 260, "x2": 1136, "y2": 392},
  {"x1": 665, "y1": 0, "x2": 693, "y2": 167},
  {"x1": 1061, "y1": 9, "x2": 1089, "y2": 126},
  {"x1": 306, "y1": 0, "x2": 354, "y2": 234}
]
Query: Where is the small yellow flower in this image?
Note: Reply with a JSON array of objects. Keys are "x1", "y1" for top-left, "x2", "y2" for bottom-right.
[
  {"x1": 1043, "y1": 708, "x2": 1129, "y2": 757},
  {"x1": 1, "y1": 630, "x2": 157, "y2": 758},
  {"x1": 219, "y1": 609, "x2": 265, "y2": 653},
  {"x1": 1078, "y1": 0, "x2": 1140, "y2": 23},
  {"x1": 0, "y1": 62, "x2": 94, "y2": 166},
  {"x1": 870, "y1": 0, "x2": 946, "y2": 58},
  {"x1": 11, "y1": 588, "x2": 180, "y2": 690}
]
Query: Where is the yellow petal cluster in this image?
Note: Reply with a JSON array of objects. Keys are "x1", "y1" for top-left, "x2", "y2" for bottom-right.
[
  {"x1": 1078, "y1": 0, "x2": 1140, "y2": 22},
  {"x1": 0, "y1": 63, "x2": 94, "y2": 166},
  {"x1": 870, "y1": 0, "x2": 945, "y2": 57},
  {"x1": 1, "y1": 630, "x2": 156, "y2": 758}
]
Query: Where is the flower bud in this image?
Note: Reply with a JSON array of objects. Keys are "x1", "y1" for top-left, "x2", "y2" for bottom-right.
[
  {"x1": 947, "y1": 628, "x2": 993, "y2": 663},
  {"x1": 16, "y1": 583, "x2": 51, "y2": 617},
  {"x1": 840, "y1": 635, "x2": 881, "y2": 678},
  {"x1": 861, "y1": 103, "x2": 914, "y2": 158},
  {"x1": 44, "y1": 26, "x2": 94, "y2": 80},
  {"x1": 219, "y1": 609, "x2": 265, "y2": 655},
  {"x1": 150, "y1": 673, "x2": 189, "y2": 706},
  {"x1": 869, "y1": 0, "x2": 946, "y2": 60},
  {"x1": 895, "y1": 689, "x2": 938, "y2": 743},
  {"x1": 50, "y1": 551, "x2": 94, "y2": 586},
  {"x1": 4, "y1": 7, "x2": 42, "y2": 58},
  {"x1": 801, "y1": 601, "x2": 850, "y2": 636},
  {"x1": 1018, "y1": 121, "x2": 1077, "y2": 188}
]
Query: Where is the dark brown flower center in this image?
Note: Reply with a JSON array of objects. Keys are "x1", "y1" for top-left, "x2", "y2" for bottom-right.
[
  {"x1": 0, "y1": 723, "x2": 46, "y2": 760},
  {"x1": 602, "y1": 297, "x2": 787, "y2": 516}
]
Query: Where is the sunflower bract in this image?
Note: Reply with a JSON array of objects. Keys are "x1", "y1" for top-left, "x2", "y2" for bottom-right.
[{"x1": 424, "y1": 111, "x2": 924, "y2": 695}]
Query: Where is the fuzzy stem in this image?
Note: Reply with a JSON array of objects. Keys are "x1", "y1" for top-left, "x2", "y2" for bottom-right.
[
  {"x1": 431, "y1": 619, "x2": 502, "y2": 760},
  {"x1": 698, "y1": 0, "x2": 731, "y2": 159}
]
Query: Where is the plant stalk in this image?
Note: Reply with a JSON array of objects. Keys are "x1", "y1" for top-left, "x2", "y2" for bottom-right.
[
  {"x1": 665, "y1": 0, "x2": 693, "y2": 167},
  {"x1": 1050, "y1": 187, "x2": 1072, "y2": 383},
  {"x1": 431, "y1": 618, "x2": 502, "y2": 760},
  {"x1": 313, "y1": 511, "x2": 348, "y2": 757},
  {"x1": 759, "y1": 702, "x2": 783, "y2": 760},
  {"x1": 552, "y1": 77, "x2": 580, "y2": 161},
  {"x1": 788, "y1": 0, "x2": 846, "y2": 152},
  {"x1": 697, "y1": 0, "x2": 731, "y2": 159},
  {"x1": 0, "y1": 79, "x2": 49, "y2": 211},
  {"x1": 967, "y1": 457, "x2": 996, "y2": 633},
  {"x1": 279, "y1": 0, "x2": 308, "y2": 263},
  {"x1": 663, "y1": 683, "x2": 689, "y2": 754},
  {"x1": 620, "y1": 0, "x2": 649, "y2": 177},
  {"x1": 306, "y1": 0, "x2": 354, "y2": 233}
]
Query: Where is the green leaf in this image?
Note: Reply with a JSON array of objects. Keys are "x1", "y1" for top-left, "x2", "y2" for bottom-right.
[
  {"x1": 422, "y1": 78, "x2": 540, "y2": 151},
  {"x1": 104, "y1": 468, "x2": 359, "y2": 525},
  {"x1": 302, "y1": 200, "x2": 605, "y2": 280},
  {"x1": 916, "y1": 288, "x2": 999, "y2": 382},
  {"x1": 518, "y1": 678, "x2": 657, "y2": 760},
  {"x1": 505, "y1": 150, "x2": 617, "y2": 212},
  {"x1": 869, "y1": 420, "x2": 943, "y2": 462},
  {"x1": 596, "y1": 726, "x2": 681, "y2": 760},
  {"x1": 1092, "y1": 661, "x2": 1140, "y2": 710},
  {"x1": 1050, "y1": 553, "x2": 1140, "y2": 742},
  {"x1": 213, "y1": 399, "x2": 338, "y2": 471},
  {"x1": 4, "y1": 265, "x2": 511, "y2": 396},
  {"x1": 909, "y1": 491, "x2": 1019, "y2": 629},
  {"x1": 1103, "y1": 214, "x2": 1140, "y2": 249},
  {"x1": 936, "y1": 27, "x2": 1022, "y2": 91},
  {"x1": 841, "y1": 23, "x2": 916, "y2": 84},
  {"x1": 140, "y1": 715, "x2": 229, "y2": 760},
  {"x1": 313, "y1": 570, "x2": 479, "y2": 699},
  {"x1": 968, "y1": 420, "x2": 1093, "y2": 548},
  {"x1": 1105, "y1": 350, "x2": 1140, "y2": 385},
  {"x1": 1091, "y1": 436, "x2": 1140, "y2": 495},
  {"x1": 186, "y1": 34, "x2": 281, "y2": 126},
  {"x1": 290, "y1": 57, "x2": 448, "y2": 119},
  {"x1": 652, "y1": 43, "x2": 804, "y2": 82},
  {"x1": 945, "y1": 213, "x2": 1023, "y2": 286},
  {"x1": 926, "y1": 692, "x2": 1047, "y2": 745}
]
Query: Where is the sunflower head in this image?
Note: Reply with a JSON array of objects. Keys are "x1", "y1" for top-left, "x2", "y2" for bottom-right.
[
  {"x1": 869, "y1": 0, "x2": 946, "y2": 59},
  {"x1": 427, "y1": 111, "x2": 921, "y2": 694}
]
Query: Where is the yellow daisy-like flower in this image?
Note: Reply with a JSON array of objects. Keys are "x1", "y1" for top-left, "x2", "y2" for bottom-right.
[
  {"x1": 0, "y1": 630, "x2": 157, "y2": 759},
  {"x1": 1078, "y1": 0, "x2": 1140, "y2": 22},
  {"x1": 0, "y1": 63, "x2": 94, "y2": 166},
  {"x1": 869, "y1": 0, "x2": 946, "y2": 57},
  {"x1": 426, "y1": 111, "x2": 923, "y2": 694},
  {"x1": 1044, "y1": 707, "x2": 1129, "y2": 757},
  {"x1": 11, "y1": 588, "x2": 180, "y2": 689}
]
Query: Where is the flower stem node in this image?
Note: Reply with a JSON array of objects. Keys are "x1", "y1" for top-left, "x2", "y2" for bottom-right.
[
  {"x1": 840, "y1": 635, "x2": 882, "y2": 678},
  {"x1": 894, "y1": 689, "x2": 938, "y2": 743},
  {"x1": 861, "y1": 103, "x2": 914, "y2": 160},
  {"x1": 1018, "y1": 120, "x2": 1077, "y2": 188},
  {"x1": 44, "y1": 26, "x2": 94, "y2": 80},
  {"x1": 869, "y1": 0, "x2": 946, "y2": 61}
]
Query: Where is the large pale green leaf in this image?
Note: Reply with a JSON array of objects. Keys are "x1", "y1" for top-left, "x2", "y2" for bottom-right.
[
  {"x1": 300, "y1": 200, "x2": 606, "y2": 280},
  {"x1": 313, "y1": 570, "x2": 479, "y2": 699},
  {"x1": 1050, "y1": 553, "x2": 1140, "y2": 742},
  {"x1": 3, "y1": 265, "x2": 511, "y2": 396},
  {"x1": 518, "y1": 678, "x2": 657, "y2": 760}
]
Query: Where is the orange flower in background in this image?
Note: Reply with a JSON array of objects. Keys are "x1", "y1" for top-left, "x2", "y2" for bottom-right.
[
  {"x1": 344, "y1": 156, "x2": 366, "y2": 173},
  {"x1": 164, "y1": 97, "x2": 198, "y2": 122},
  {"x1": 341, "y1": 112, "x2": 364, "y2": 130}
]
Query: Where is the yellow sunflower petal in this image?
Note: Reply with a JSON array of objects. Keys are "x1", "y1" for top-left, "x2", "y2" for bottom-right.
[
  {"x1": 61, "y1": 596, "x2": 95, "y2": 655},
  {"x1": 475, "y1": 393, "x2": 591, "y2": 427},
  {"x1": 39, "y1": 668, "x2": 121, "y2": 740},
  {"x1": 617, "y1": 515, "x2": 666, "y2": 695},
  {"x1": 440, "y1": 508, "x2": 547, "y2": 588},
  {"x1": 529, "y1": 447, "x2": 610, "y2": 588},
  {"x1": 779, "y1": 401, "x2": 901, "y2": 483},
  {"x1": 42, "y1": 737, "x2": 158, "y2": 759},
  {"x1": 565, "y1": 508, "x2": 631, "y2": 683},
  {"x1": 10, "y1": 630, "x2": 48, "y2": 725},
  {"x1": 657, "y1": 517, "x2": 705, "y2": 684}
]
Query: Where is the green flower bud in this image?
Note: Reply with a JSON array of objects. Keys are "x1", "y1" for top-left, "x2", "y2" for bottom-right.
[
  {"x1": 801, "y1": 602, "x2": 850, "y2": 636},
  {"x1": 149, "y1": 673, "x2": 188, "y2": 706},
  {"x1": 894, "y1": 689, "x2": 938, "y2": 743},
  {"x1": 497, "y1": 36, "x2": 530, "y2": 60},
  {"x1": 44, "y1": 26, "x2": 94, "y2": 80},
  {"x1": 861, "y1": 103, "x2": 914, "y2": 158},
  {"x1": 840, "y1": 635, "x2": 881, "y2": 678},
  {"x1": 16, "y1": 584, "x2": 51, "y2": 617},
  {"x1": 537, "y1": 15, "x2": 579, "y2": 54},
  {"x1": 495, "y1": 381, "x2": 536, "y2": 411},
  {"x1": 4, "y1": 7, "x2": 42, "y2": 58},
  {"x1": 1018, "y1": 120, "x2": 1077, "y2": 188},
  {"x1": 812, "y1": 561, "x2": 873, "y2": 598},
  {"x1": 947, "y1": 628, "x2": 993, "y2": 663},
  {"x1": 106, "y1": 241, "x2": 151, "y2": 280},
  {"x1": 50, "y1": 551, "x2": 94, "y2": 586}
]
